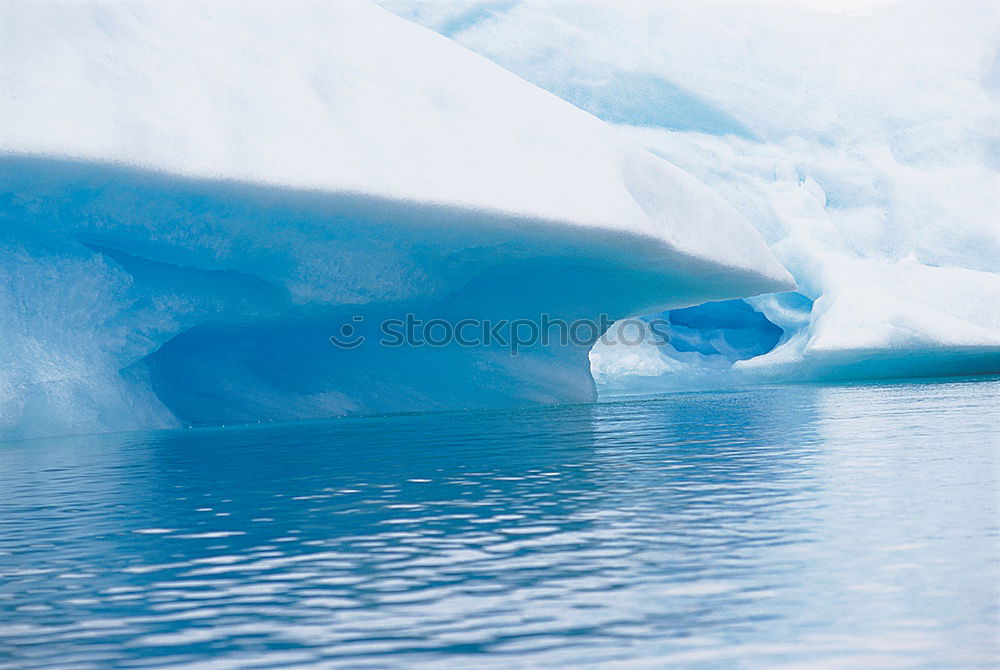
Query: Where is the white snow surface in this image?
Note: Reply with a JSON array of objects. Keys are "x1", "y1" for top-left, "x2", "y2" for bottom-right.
[
  {"x1": 1, "y1": 0, "x2": 787, "y2": 277},
  {"x1": 377, "y1": 0, "x2": 1000, "y2": 387},
  {"x1": 0, "y1": 0, "x2": 791, "y2": 440}
]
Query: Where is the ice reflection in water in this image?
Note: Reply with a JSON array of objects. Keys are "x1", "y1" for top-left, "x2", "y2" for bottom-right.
[{"x1": 1, "y1": 379, "x2": 997, "y2": 668}]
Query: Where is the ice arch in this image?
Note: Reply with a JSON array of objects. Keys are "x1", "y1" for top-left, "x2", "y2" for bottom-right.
[
  {"x1": 0, "y1": 156, "x2": 790, "y2": 439},
  {"x1": 0, "y1": 0, "x2": 796, "y2": 439}
]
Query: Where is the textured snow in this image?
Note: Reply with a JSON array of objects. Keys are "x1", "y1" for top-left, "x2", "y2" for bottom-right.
[
  {"x1": 378, "y1": 0, "x2": 1000, "y2": 387},
  {"x1": 0, "y1": 0, "x2": 791, "y2": 440}
]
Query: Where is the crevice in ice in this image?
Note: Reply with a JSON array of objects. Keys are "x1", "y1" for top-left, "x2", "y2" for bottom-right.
[
  {"x1": 553, "y1": 72, "x2": 756, "y2": 138},
  {"x1": 590, "y1": 293, "x2": 813, "y2": 394},
  {"x1": 438, "y1": 0, "x2": 519, "y2": 37},
  {"x1": 663, "y1": 299, "x2": 784, "y2": 362}
]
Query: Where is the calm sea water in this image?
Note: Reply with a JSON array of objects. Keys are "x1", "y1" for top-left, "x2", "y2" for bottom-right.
[{"x1": 1, "y1": 378, "x2": 998, "y2": 669}]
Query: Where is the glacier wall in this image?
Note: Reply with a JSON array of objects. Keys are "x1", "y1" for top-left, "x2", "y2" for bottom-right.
[
  {"x1": 0, "y1": 0, "x2": 792, "y2": 440},
  {"x1": 378, "y1": 0, "x2": 1000, "y2": 389}
]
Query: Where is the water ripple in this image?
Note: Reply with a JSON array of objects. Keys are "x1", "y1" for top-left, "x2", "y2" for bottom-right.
[{"x1": 1, "y1": 379, "x2": 998, "y2": 668}]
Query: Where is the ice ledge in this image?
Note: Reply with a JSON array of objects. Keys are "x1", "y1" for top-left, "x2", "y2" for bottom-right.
[
  {"x1": 1, "y1": 0, "x2": 795, "y2": 439},
  {"x1": 0, "y1": 156, "x2": 792, "y2": 441}
]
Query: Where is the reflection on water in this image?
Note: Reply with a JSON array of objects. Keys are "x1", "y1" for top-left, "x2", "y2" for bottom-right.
[{"x1": 1, "y1": 379, "x2": 997, "y2": 668}]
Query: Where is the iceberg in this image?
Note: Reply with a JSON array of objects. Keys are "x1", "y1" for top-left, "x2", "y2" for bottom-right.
[
  {"x1": 0, "y1": 0, "x2": 791, "y2": 440},
  {"x1": 378, "y1": 0, "x2": 1000, "y2": 390}
]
